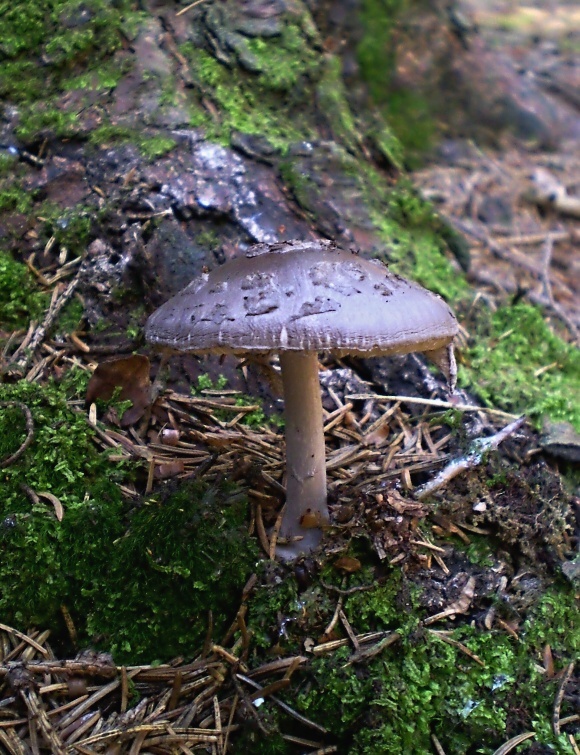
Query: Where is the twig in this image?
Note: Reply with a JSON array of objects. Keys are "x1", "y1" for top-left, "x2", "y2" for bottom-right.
[
  {"x1": 0, "y1": 402, "x2": 34, "y2": 468},
  {"x1": 491, "y1": 731, "x2": 536, "y2": 755},
  {"x1": 427, "y1": 630, "x2": 485, "y2": 666},
  {"x1": 0, "y1": 624, "x2": 48, "y2": 658},
  {"x1": 539, "y1": 235, "x2": 578, "y2": 344},
  {"x1": 322, "y1": 596, "x2": 343, "y2": 639},
  {"x1": 338, "y1": 610, "x2": 360, "y2": 652},
  {"x1": 432, "y1": 733, "x2": 448, "y2": 755},
  {"x1": 415, "y1": 417, "x2": 526, "y2": 500},
  {"x1": 453, "y1": 218, "x2": 579, "y2": 341},
  {"x1": 553, "y1": 661, "x2": 575, "y2": 736},
  {"x1": 11, "y1": 275, "x2": 81, "y2": 372},
  {"x1": 235, "y1": 674, "x2": 327, "y2": 735},
  {"x1": 320, "y1": 580, "x2": 376, "y2": 596},
  {"x1": 19, "y1": 687, "x2": 66, "y2": 754},
  {"x1": 176, "y1": 0, "x2": 209, "y2": 16},
  {"x1": 346, "y1": 394, "x2": 519, "y2": 420},
  {"x1": 345, "y1": 632, "x2": 401, "y2": 665}
]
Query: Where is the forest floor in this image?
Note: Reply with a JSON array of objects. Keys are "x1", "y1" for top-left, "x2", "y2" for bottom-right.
[{"x1": 0, "y1": 2, "x2": 578, "y2": 754}]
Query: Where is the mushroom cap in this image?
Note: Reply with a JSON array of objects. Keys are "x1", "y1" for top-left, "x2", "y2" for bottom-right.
[{"x1": 145, "y1": 240, "x2": 458, "y2": 358}]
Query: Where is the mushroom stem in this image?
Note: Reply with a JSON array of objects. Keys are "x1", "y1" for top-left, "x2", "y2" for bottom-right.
[{"x1": 277, "y1": 351, "x2": 328, "y2": 559}]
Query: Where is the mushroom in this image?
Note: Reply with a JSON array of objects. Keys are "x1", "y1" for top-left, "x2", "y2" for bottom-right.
[{"x1": 145, "y1": 240, "x2": 458, "y2": 560}]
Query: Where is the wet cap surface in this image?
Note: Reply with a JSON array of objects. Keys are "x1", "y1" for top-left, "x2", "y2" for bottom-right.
[{"x1": 145, "y1": 240, "x2": 458, "y2": 357}]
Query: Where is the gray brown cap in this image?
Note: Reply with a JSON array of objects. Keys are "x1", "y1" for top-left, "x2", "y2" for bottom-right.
[{"x1": 145, "y1": 239, "x2": 458, "y2": 362}]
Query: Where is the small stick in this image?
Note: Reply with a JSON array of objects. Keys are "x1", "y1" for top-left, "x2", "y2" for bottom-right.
[
  {"x1": 431, "y1": 733, "x2": 448, "y2": 755},
  {"x1": 338, "y1": 610, "x2": 360, "y2": 652},
  {"x1": 269, "y1": 504, "x2": 285, "y2": 559},
  {"x1": 0, "y1": 402, "x2": 34, "y2": 468},
  {"x1": 0, "y1": 624, "x2": 48, "y2": 657},
  {"x1": 12, "y1": 274, "x2": 81, "y2": 371},
  {"x1": 345, "y1": 632, "x2": 401, "y2": 665},
  {"x1": 167, "y1": 670, "x2": 182, "y2": 711},
  {"x1": 492, "y1": 731, "x2": 536, "y2": 755},
  {"x1": 222, "y1": 693, "x2": 238, "y2": 755},
  {"x1": 20, "y1": 687, "x2": 66, "y2": 754},
  {"x1": 322, "y1": 596, "x2": 343, "y2": 639},
  {"x1": 236, "y1": 674, "x2": 327, "y2": 734},
  {"x1": 427, "y1": 630, "x2": 485, "y2": 666},
  {"x1": 255, "y1": 503, "x2": 271, "y2": 557},
  {"x1": 553, "y1": 661, "x2": 575, "y2": 736},
  {"x1": 415, "y1": 417, "x2": 525, "y2": 500},
  {"x1": 349, "y1": 394, "x2": 519, "y2": 420},
  {"x1": 237, "y1": 608, "x2": 251, "y2": 661},
  {"x1": 320, "y1": 580, "x2": 375, "y2": 596},
  {"x1": 176, "y1": 0, "x2": 208, "y2": 16}
]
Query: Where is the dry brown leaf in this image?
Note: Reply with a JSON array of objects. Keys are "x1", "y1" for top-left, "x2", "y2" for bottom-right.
[
  {"x1": 424, "y1": 576, "x2": 477, "y2": 625},
  {"x1": 334, "y1": 556, "x2": 362, "y2": 573},
  {"x1": 385, "y1": 490, "x2": 426, "y2": 516},
  {"x1": 86, "y1": 355, "x2": 151, "y2": 426}
]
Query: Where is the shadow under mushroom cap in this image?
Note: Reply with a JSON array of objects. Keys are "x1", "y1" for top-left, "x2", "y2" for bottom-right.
[{"x1": 145, "y1": 240, "x2": 458, "y2": 358}]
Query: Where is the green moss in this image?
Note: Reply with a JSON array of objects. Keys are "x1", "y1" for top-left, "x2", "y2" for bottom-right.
[
  {"x1": 195, "y1": 229, "x2": 221, "y2": 250},
  {"x1": 381, "y1": 90, "x2": 437, "y2": 162},
  {"x1": 0, "y1": 378, "x2": 258, "y2": 662},
  {"x1": 357, "y1": 0, "x2": 436, "y2": 159},
  {"x1": 0, "y1": 250, "x2": 50, "y2": 329},
  {"x1": 63, "y1": 59, "x2": 128, "y2": 92},
  {"x1": 193, "y1": 373, "x2": 229, "y2": 394},
  {"x1": 137, "y1": 135, "x2": 177, "y2": 160},
  {"x1": 0, "y1": 185, "x2": 34, "y2": 214},
  {"x1": 33, "y1": 203, "x2": 94, "y2": 258},
  {"x1": 250, "y1": 576, "x2": 578, "y2": 754},
  {"x1": 356, "y1": 0, "x2": 402, "y2": 102},
  {"x1": 88, "y1": 124, "x2": 135, "y2": 147},
  {"x1": 364, "y1": 173, "x2": 470, "y2": 303},
  {"x1": 464, "y1": 538, "x2": 496, "y2": 568},
  {"x1": 86, "y1": 480, "x2": 259, "y2": 662},
  {"x1": 278, "y1": 159, "x2": 319, "y2": 212},
  {"x1": 0, "y1": 153, "x2": 18, "y2": 177},
  {"x1": 246, "y1": 18, "x2": 321, "y2": 93},
  {"x1": 56, "y1": 298, "x2": 84, "y2": 332},
  {"x1": 182, "y1": 46, "x2": 313, "y2": 148},
  {"x1": 316, "y1": 56, "x2": 361, "y2": 155},
  {"x1": 88, "y1": 125, "x2": 177, "y2": 159},
  {"x1": 0, "y1": 0, "x2": 144, "y2": 144},
  {"x1": 15, "y1": 107, "x2": 83, "y2": 141},
  {"x1": 0, "y1": 0, "x2": 133, "y2": 104},
  {"x1": 365, "y1": 121, "x2": 405, "y2": 171},
  {"x1": 462, "y1": 303, "x2": 580, "y2": 430},
  {"x1": 0, "y1": 376, "x2": 127, "y2": 629}
]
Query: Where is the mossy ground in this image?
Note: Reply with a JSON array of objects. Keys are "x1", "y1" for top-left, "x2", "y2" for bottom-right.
[
  {"x1": 0, "y1": 378, "x2": 259, "y2": 663},
  {"x1": 0, "y1": 2, "x2": 578, "y2": 751},
  {"x1": 179, "y1": 43, "x2": 317, "y2": 150},
  {"x1": 358, "y1": 170, "x2": 579, "y2": 432},
  {"x1": 0, "y1": 0, "x2": 137, "y2": 141},
  {"x1": 462, "y1": 303, "x2": 580, "y2": 431},
  {"x1": 240, "y1": 567, "x2": 578, "y2": 754},
  {"x1": 0, "y1": 251, "x2": 50, "y2": 329}
]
